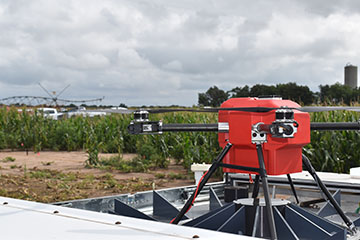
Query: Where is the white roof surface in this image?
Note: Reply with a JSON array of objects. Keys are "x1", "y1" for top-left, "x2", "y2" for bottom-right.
[
  {"x1": 282, "y1": 171, "x2": 360, "y2": 185},
  {"x1": 0, "y1": 196, "x2": 258, "y2": 240}
]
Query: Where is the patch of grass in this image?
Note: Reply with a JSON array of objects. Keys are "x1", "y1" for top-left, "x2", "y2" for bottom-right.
[
  {"x1": 98, "y1": 173, "x2": 125, "y2": 190},
  {"x1": 129, "y1": 181, "x2": 152, "y2": 192},
  {"x1": 0, "y1": 170, "x2": 161, "y2": 203},
  {"x1": 2, "y1": 156, "x2": 15, "y2": 162},
  {"x1": 155, "y1": 173, "x2": 165, "y2": 179},
  {"x1": 0, "y1": 188, "x2": 8, "y2": 195},
  {"x1": 75, "y1": 175, "x2": 95, "y2": 189},
  {"x1": 59, "y1": 172, "x2": 77, "y2": 182},
  {"x1": 29, "y1": 170, "x2": 53, "y2": 179},
  {"x1": 28, "y1": 169, "x2": 77, "y2": 181},
  {"x1": 167, "y1": 172, "x2": 187, "y2": 180},
  {"x1": 97, "y1": 155, "x2": 150, "y2": 172},
  {"x1": 10, "y1": 164, "x2": 20, "y2": 169}
]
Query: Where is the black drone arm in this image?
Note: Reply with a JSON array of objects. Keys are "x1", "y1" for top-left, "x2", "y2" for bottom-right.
[
  {"x1": 127, "y1": 122, "x2": 221, "y2": 134},
  {"x1": 128, "y1": 121, "x2": 360, "y2": 134},
  {"x1": 310, "y1": 122, "x2": 360, "y2": 130},
  {"x1": 162, "y1": 123, "x2": 219, "y2": 132}
]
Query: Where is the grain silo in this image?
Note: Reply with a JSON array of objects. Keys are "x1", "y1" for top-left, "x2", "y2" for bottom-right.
[{"x1": 344, "y1": 64, "x2": 358, "y2": 88}]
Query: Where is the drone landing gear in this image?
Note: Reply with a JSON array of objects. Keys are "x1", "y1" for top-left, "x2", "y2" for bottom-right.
[
  {"x1": 170, "y1": 142, "x2": 233, "y2": 224},
  {"x1": 302, "y1": 154, "x2": 357, "y2": 234},
  {"x1": 172, "y1": 142, "x2": 279, "y2": 239},
  {"x1": 287, "y1": 174, "x2": 299, "y2": 204},
  {"x1": 172, "y1": 146, "x2": 357, "y2": 239},
  {"x1": 255, "y1": 143, "x2": 278, "y2": 240}
]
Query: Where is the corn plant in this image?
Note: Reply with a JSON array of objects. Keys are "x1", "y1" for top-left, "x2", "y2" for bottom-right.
[
  {"x1": 305, "y1": 110, "x2": 360, "y2": 173},
  {"x1": 0, "y1": 106, "x2": 360, "y2": 173}
]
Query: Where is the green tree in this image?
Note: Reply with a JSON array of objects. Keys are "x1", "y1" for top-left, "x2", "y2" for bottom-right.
[
  {"x1": 249, "y1": 84, "x2": 278, "y2": 97},
  {"x1": 227, "y1": 85, "x2": 250, "y2": 98},
  {"x1": 276, "y1": 82, "x2": 314, "y2": 105},
  {"x1": 198, "y1": 86, "x2": 228, "y2": 107},
  {"x1": 119, "y1": 103, "x2": 128, "y2": 108},
  {"x1": 319, "y1": 83, "x2": 359, "y2": 105}
]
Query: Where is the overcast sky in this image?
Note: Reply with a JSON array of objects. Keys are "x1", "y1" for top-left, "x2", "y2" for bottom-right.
[{"x1": 1, "y1": 0, "x2": 360, "y2": 106}]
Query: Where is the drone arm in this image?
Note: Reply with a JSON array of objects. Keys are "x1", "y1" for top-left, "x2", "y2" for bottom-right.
[
  {"x1": 128, "y1": 121, "x2": 360, "y2": 134},
  {"x1": 162, "y1": 123, "x2": 220, "y2": 132},
  {"x1": 310, "y1": 122, "x2": 360, "y2": 131},
  {"x1": 127, "y1": 122, "x2": 222, "y2": 134},
  {"x1": 165, "y1": 122, "x2": 360, "y2": 132}
]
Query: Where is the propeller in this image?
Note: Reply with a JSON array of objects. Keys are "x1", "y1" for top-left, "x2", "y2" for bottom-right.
[
  {"x1": 297, "y1": 106, "x2": 360, "y2": 112},
  {"x1": 99, "y1": 106, "x2": 360, "y2": 114}
]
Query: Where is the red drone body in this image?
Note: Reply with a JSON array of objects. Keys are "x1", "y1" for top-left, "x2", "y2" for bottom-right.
[
  {"x1": 127, "y1": 97, "x2": 359, "y2": 233},
  {"x1": 218, "y1": 97, "x2": 310, "y2": 175}
]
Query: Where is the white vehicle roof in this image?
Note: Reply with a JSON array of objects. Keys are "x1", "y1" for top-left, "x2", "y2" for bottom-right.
[
  {"x1": 37, "y1": 107, "x2": 56, "y2": 111},
  {"x1": 0, "y1": 196, "x2": 257, "y2": 240}
]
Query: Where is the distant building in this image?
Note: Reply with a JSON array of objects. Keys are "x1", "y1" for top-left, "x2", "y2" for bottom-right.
[{"x1": 344, "y1": 64, "x2": 358, "y2": 88}]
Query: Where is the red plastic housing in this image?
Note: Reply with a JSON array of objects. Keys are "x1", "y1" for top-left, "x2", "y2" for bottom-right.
[{"x1": 218, "y1": 97, "x2": 310, "y2": 175}]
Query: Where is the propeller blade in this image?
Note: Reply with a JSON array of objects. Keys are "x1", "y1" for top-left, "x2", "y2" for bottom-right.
[
  {"x1": 93, "y1": 106, "x2": 360, "y2": 115},
  {"x1": 298, "y1": 106, "x2": 360, "y2": 112},
  {"x1": 147, "y1": 108, "x2": 218, "y2": 113},
  {"x1": 217, "y1": 107, "x2": 277, "y2": 112},
  {"x1": 89, "y1": 107, "x2": 276, "y2": 115},
  {"x1": 92, "y1": 108, "x2": 134, "y2": 114},
  {"x1": 147, "y1": 107, "x2": 277, "y2": 113},
  {"x1": 56, "y1": 97, "x2": 104, "y2": 103},
  {"x1": 218, "y1": 106, "x2": 360, "y2": 113}
]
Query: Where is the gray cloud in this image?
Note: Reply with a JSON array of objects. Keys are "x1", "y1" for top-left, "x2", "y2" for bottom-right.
[{"x1": 0, "y1": 0, "x2": 360, "y2": 106}]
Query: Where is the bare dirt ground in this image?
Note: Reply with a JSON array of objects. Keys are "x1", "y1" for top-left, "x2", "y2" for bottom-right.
[{"x1": 0, "y1": 151, "x2": 197, "y2": 203}]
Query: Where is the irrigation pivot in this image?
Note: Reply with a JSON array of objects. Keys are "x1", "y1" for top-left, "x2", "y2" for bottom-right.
[{"x1": 0, "y1": 83, "x2": 104, "y2": 106}]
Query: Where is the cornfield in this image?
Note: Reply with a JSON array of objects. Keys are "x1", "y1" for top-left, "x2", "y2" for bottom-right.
[
  {"x1": 306, "y1": 110, "x2": 360, "y2": 173},
  {"x1": 0, "y1": 107, "x2": 359, "y2": 173}
]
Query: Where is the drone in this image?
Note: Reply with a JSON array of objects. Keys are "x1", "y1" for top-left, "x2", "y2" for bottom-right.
[{"x1": 125, "y1": 96, "x2": 360, "y2": 240}]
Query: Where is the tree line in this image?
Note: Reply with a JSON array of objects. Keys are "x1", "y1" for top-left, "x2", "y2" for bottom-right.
[{"x1": 198, "y1": 82, "x2": 360, "y2": 107}]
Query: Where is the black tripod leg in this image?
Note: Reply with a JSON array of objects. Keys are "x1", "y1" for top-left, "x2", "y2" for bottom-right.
[
  {"x1": 171, "y1": 143, "x2": 233, "y2": 224},
  {"x1": 256, "y1": 144, "x2": 278, "y2": 240},
  {"x1": 287, "y1": 174, "x2": 299, "y2": 204},
  {"x1": 224, "y1": 172, "x2": 229, "y2": 184},
  {"x1": 252, "y1": 175, "x2": 260, "y2": 199},
  {"x1": 302, "y1": 154, "x2": 357, "y2": 233}
]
